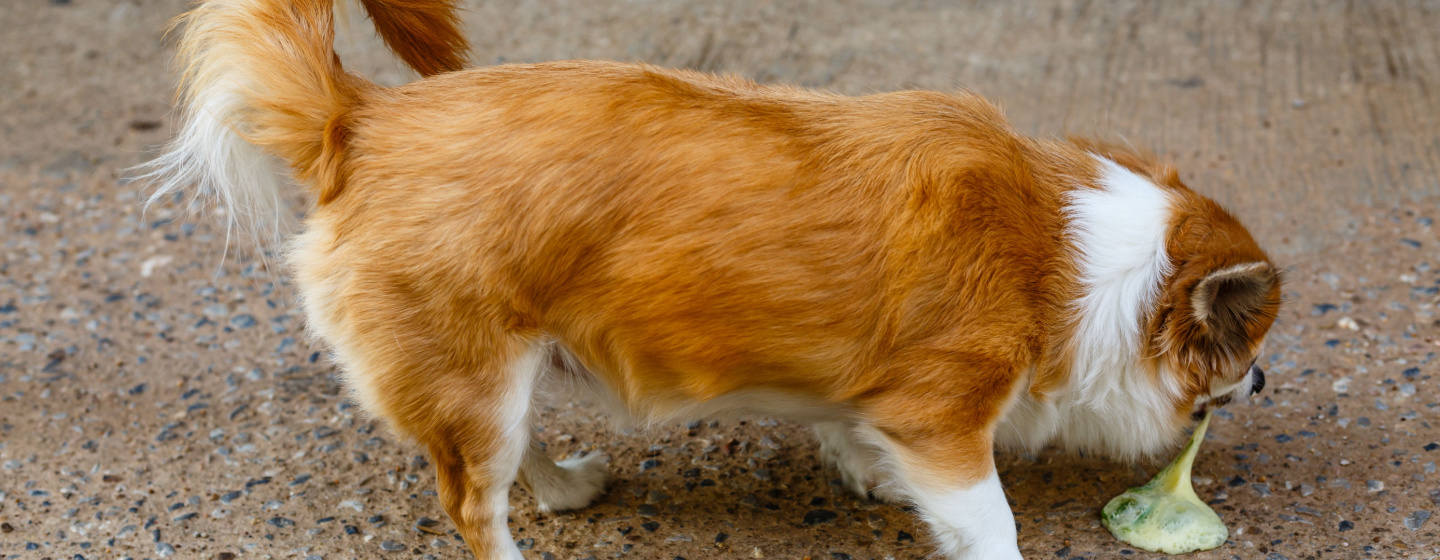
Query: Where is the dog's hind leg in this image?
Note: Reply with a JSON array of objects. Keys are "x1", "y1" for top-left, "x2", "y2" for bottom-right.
[
  {"x1": 517, "y1": 442, "x2": 608, "y2": 512},
  {"x1": 420, "y1": 341, "x2": 544, "y2": 560},
  {"x1": 351, "y1": 334, "x2": 546, "y2": 560},
  {"x1": 814, "y1": 421, "x2": 903, "y2": 503},
  {"x1": 815, "y1": 421, "x2": 869, "y2": 497}
]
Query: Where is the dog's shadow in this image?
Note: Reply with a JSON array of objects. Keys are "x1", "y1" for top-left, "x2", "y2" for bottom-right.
[
  {"x1": 497, "y1": 412, "x2": 1235, "y2": 559},
  {"x1": 375, "y1": 408, "x2": 1239, "y2": 558}
]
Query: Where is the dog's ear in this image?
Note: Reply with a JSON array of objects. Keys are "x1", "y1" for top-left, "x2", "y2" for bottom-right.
[{"x1": 1191, "y1": 262, "x2": 1277, "y2": 335}]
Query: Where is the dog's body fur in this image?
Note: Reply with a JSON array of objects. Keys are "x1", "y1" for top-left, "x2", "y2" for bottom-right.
[{"x1": 144, "y1": 1, "x2": 1281, "y2": 558}]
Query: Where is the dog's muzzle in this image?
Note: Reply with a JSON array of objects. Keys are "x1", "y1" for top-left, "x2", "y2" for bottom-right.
[{"x1": 1193, "y1": 364, "x2": 1266, "y2": 420}]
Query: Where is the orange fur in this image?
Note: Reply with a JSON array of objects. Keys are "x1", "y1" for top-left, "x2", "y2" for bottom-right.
[
  {"x1": 149, "y1": 2, "x2": 1281, "y2": 557},
  {"x1": 358, "y1": 0, "x2": 469, "y2": 76}
]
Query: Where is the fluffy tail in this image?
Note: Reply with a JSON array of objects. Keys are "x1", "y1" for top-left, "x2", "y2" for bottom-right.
[{"x1": 140, "y1": 0, "x2": 468, "y2": 248}]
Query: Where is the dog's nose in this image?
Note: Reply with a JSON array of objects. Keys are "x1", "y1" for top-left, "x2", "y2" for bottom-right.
[{"x1": 1249, "y1": 364, "x2": 1266, "y2": 395}]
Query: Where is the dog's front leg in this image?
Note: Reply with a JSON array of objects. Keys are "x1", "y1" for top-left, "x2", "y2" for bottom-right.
[
  {"x1": 859, "y1": 355, "x2": 1026, "y2": 559},
  {"x1": 903, "y1": 464, "x2": 1023, "y2": 559},
  {"x1": 865, "y1": 432, "x2": 1023, "y2": 559}
]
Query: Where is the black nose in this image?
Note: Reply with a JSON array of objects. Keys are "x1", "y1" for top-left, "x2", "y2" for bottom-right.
[{"x1": 1249, "y1": 364, "x2": 1266, "y2": 395}]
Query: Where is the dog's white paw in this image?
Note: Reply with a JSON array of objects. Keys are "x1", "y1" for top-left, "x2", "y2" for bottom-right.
[
  {"x1": 825, "y1": 451, "x2": 872, "y2": 499},
  {"x1": 529, "y1": 452, "x2": 609, "y2": 513},
  {"x1": 815, "y1": 422, "x2": 879, "y2": 499},
  {"x1": 868, "y1": 480, "x2": 907, "y2": 504}
]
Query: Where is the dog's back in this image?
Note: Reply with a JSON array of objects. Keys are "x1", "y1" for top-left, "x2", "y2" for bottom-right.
[{"x1": 300, "y1": 58, "x2": 1082, "y2": 417}]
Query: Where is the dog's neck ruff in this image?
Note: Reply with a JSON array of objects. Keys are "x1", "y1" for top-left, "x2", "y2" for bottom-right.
[
  {"x1": 997, "y1": 155, "x2": 1180, "y2": 460},
  {"x1": 1064, "y1": 156, "x2": 1176, "y2": 404}
]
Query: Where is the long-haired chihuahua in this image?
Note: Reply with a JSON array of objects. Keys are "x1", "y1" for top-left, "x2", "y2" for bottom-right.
[{"x1": 142, "y1": 1, "x2": 1279, "y2": 557}]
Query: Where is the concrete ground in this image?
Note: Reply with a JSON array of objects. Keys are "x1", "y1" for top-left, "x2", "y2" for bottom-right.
[{"x1": 2, "y1": 0, "x2": 1439, "y2": 559}]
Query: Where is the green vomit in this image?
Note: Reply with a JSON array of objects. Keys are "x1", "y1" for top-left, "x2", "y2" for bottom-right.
[{"x1": 1100, "y1": 411, "x2": 1228, "y2": 554}]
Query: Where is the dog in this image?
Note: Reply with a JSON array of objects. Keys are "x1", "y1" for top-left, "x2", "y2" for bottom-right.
[{"x1": 141, "y1": 1, "x2": 1281, "y2": 558}]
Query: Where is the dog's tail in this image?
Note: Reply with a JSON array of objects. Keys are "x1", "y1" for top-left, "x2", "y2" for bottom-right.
[{"x1": 140, "y1": 0, "x2": 468, "y2": 248}]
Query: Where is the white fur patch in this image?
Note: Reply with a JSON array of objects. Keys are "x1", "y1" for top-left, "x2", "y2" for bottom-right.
[
  {"x1": 849, "y1": 424, "x2": 1019, "y2": 558},
  {"x1": 1065, "y1": 156, "x2": 1175, "y2": 401},
  {"x1": 814, "y1": 421, "x2": 905, "y2": 502},
  {"x1": 519, "y1": 445, "x2": 609, "y2": 513},
  {"x1": 996, "y1": 155, "x2": 1181, "y2": 460},
  {"x1": 137, "y1": 77, "x2": 292, "y2": 251},
  {"x1": 901, "y1": 470, "x2": 1022, "y2": 560},
  {"x1": 482, "y1": 343, "x2": 547, "y2": 560}
]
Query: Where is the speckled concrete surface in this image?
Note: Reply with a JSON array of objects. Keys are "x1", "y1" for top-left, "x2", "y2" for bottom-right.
[{"x1": 3, "y1": 1, "x2": 1439, "y2": 559}]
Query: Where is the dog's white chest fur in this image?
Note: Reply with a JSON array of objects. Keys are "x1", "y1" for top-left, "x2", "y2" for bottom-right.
[{"x1": 995, "y1": 156, "x2": 1182, "y2": 460}]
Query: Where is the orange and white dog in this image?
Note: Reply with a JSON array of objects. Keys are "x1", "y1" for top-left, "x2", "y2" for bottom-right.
[{"x1": 143, "y1": 1, "x2": 1281, "y2": 558}]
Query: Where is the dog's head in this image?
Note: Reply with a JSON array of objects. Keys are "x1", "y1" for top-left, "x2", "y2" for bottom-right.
[
  {"x1": 1037, "y1": 141, "x2": 1281, "y2": 460},
  {"x1": 1150, "y1": 204, "x2": 1281, "y2": 422}
]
